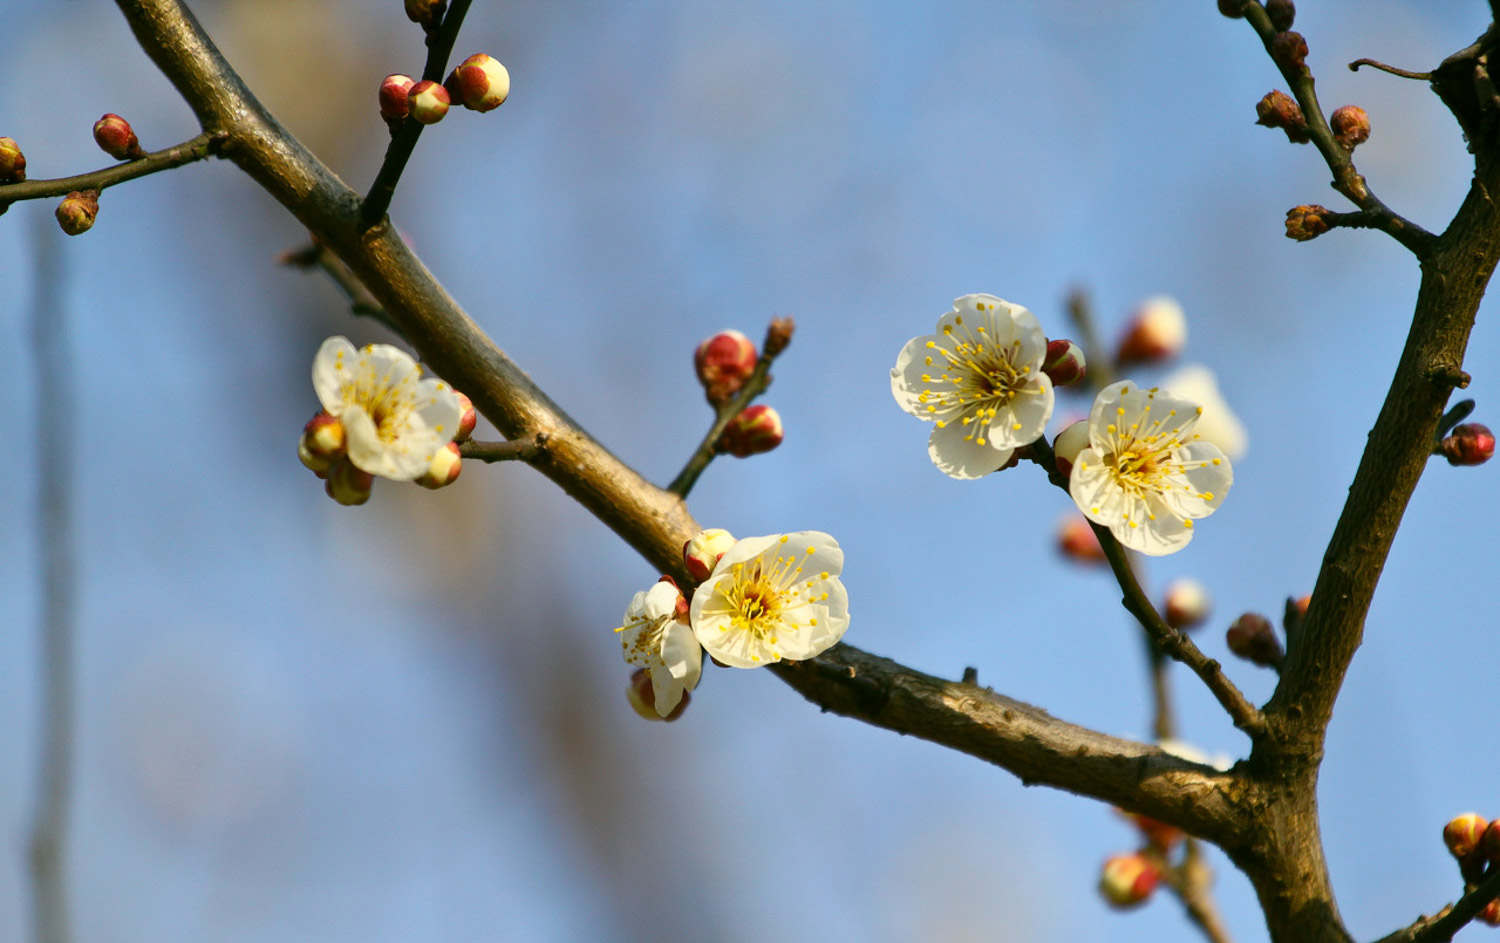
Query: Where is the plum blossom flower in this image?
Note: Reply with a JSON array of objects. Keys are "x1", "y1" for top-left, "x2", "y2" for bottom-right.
[
  {"x1": 616, "y1": 582, "x2": 701, "y2": 718},
  {"x1": 1069, "y1": 380, "x2": 1232, "y2": 555},
  {"x1": 690, "y1": 532, "x2": 849, "y2": 668},
  {"x1": 891, "y1": 294, "x2": 1054, "y2": 479},
  {"x1": 312, "y1": 337, "x2": 462, "y2": 481}
]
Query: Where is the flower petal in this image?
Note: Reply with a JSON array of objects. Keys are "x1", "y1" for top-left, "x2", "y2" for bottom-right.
[
  {"x1": 1113, "y1": 493, "x2": 1194, "y2": 556},
  {"x1": 890, "y1": 333, "x2": 952, "y2": 420},
  {"x1": 1159, "y1": 441, "x2": 1232, "y2": 518},
  {"x1": 659, "y1": 622, "x2": 702, "y2": 689},
  {"x1": 312, "y1": 336, "x2": 359, "y2": 412},
  {"x1": 928, "y1": 421, "x2": 1015, "y2": 479},
  {"x1": 993, "y1": 375, "x2": 1054, "y2": 448}
]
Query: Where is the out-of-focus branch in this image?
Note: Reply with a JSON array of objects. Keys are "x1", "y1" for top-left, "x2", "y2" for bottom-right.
[
  {"x1": 278, "y1": 241, "x2": 393, "y2": 328},
  {"x1": 1166, "y1": 842, "x2": 1235, "y2": 943},
  {"x1": 28, "y1": 217, "x2": 75, "y2": 943},
  {"x1": 0, "y1": 131, "x2": 224, "y2": 207}
]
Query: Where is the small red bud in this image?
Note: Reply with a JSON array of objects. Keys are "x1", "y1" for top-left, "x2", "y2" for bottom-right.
[
  {"x1": 1266, "y1": 0, "x2": 1296, "y2": 32},
  {"x1": 719, "y1": 404, "x2": 783, "y2": 457},
  {"x1": 379, "y1": 74, "x2": 416, "y2": 127},
  {"x1": 1441, "y1": 423, "x2": 1494, "y2": 466},
  {"x1": 683, "y1": 528, "x2": 736, "y2": 582},
  {"x1": 1329, "y1": 105, "x2": 1370, "y2": 151},
  {"x1": 404, "y1": 0, "x2": 446, "y2": 28},
  {"x1": 407, "y1": 80, "x2": 451, "y2": 125},
  {"x1": 55, "y1": 190, "x2": 99, "y2": 236},
  {"x1": 1042, "y1": 339, "x2": 1086, "y2": 387},
  {"x1": 325, "y1": 459, "x2": 374, "y2": 506},
  {"x1": 694, "y1": 329, "x2": 759, "y2": 404},
  {"x1": 0, "y1": 137, "x2": 27, "y2": 182},
  {"x1": 1057, "y1": 515, "x2": 1107, "y2": 565},
  {"x1": 1285, "y1": 204, "x2": 1331, "y2": 242},
  {"x1": 1099, "y1": 853, "x2": 1161, "y2": 909},
  {"x1": 445, "y1": 53, "x2": 511, "y2": 112},
  {"x1": 1051, "y1": 420, "x2": 1090, "y2": 480},
  {"x1": 1255, "y1": 90, "x2": 1310, "y2": 144},
  {"x1": 1163, "y1": 578, "x2": 1211, "y2": 631},
  {"x1": 1226, "y1": 612, "x2": 1283, "y2": 668},
  {"x1": 763, "y1": 316, "x2": 795, "y2": 359},
  {"x1": 1480, "y1": 819, "x2": 1500, "y2": 865},
  {"x1": 1121, "y1": 810, "x2": 1184, "y2": 852},
  {"x1": 626, "y1": 668, "x2": 689, "y2": 722},
  {"x1": 452, "y1": 390, "x2": 477, "y2": 443},
  {"x1": 299, "y1": 411, "x2": 347, "y2": 474},
  {"x1": 1271, "y1": 31, "x2": 1309, "y2": 74},
  {"x1": 416, "y1": 441, "x2": 463, "y2": 489},
  {"x1": 1480, "y1": 899, "x2": 1500, "y2": 928},
  {"x1": 93, "y1": 113, "x2": 144, "y2": 161},
  {"x1": 1116, "y1": 296, "x2": 1186, "y2": 365},
  {"x1": 1444, "y1": 813, "x2": 1489, "y2": 861}
]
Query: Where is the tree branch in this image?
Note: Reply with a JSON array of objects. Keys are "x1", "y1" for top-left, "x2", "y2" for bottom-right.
[
  {"x1": 0, "y1": 131, "x2": 224, "y2": 207},
  {"x1": 1372, "y1": 868, "x2": 1500, "y2": 943}
]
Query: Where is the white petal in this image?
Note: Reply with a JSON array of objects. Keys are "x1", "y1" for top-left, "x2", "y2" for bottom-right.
[
  {"x1": 659, "y1": 622, "x2": 702, "y2": 690},
  {"x1": 342, "y1": 406, "x2": 404, "y2": 478},
  {"x1": 890, "y1": 333, "x2": 950, "y2": 420},
  {"x1": 800, "y1": 576, "x2": 850, "y2": 656},
  {"x1": 993, "y1": 375, "x2": 1053, "y2": 447},
  {"x1": 928, "y1": 421, "x2": 1015, "y2": 479},
  {"x1": 312, "y1": 336, "x2": 359, "y2": 412},
  {"x1": 1164, "y1": 365, "x2": 1248, "y2": 459},
  {"x1": 648, "y1": 665, "x2": 685, "y2": 717},
  {"x1": 1069, "y1": 448, "x2": 1121, "y2": 524},
  {"x1": 1113, "y1": 493, "x2": 1194, "y2": 556},
  {"x1": 642, "y1": 581, "x2": 681, "y2": 621},
  {"x1": 1088, "y1": 380, "x2": 1137, "y2": 446},
  {"x1": 1160, "y1": 441, "x2": 1233, "y2": 519},
  {"x1": 1008, "y1": 306, "x2": 1048, "y2": 370}
]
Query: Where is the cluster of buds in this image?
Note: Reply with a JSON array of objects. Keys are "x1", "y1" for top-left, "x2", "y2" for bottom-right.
[
  {"x1": 0, "y1": 137, "x2": 27, "y2": 182},
  {"x1": 1255, "y1": 90, "x2": 1310, "y2": 144},
  {"x1": 1285, "y1": 204, "x2": 1331, "y2": 242},
  {"x1": 1226, "y1": 612, "x2": 1283, "y2": 669},
  {"x1": 719, "y1": 404, "x2": 783, "y2": 457},
  {"x1": 1098, "y1": 852, "x2": 1162, "y2": 909},
  {"x1": 694, "y1": 329, "x2": 759, "y2": 404},
  {"x1": 56, "y1": 190, "x2": 99, "y2": 236},
  {"x1": 1042, "y1": 339, "x2": 1086, "y2": 388},
  {"x1": 1115, "y1": 297, "x2": 1186, "y2": 365},
  {"x1": 377, "y1": 54, "x2": 509, "y2": 130},
  {"x1": 1162, "y1": 578, "x2": 1211, "y2": 631},
  {"x1": 93, "y1": 113, "x2": 145, "y2": 161},
  {"x1": 1440, "y1": 422, "x2": 1494, "y2": 466},
  {"x1": 1443, "y1": 812, "x2": 1500, "y2": 918}
]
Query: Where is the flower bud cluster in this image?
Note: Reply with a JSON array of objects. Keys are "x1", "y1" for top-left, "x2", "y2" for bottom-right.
[
  {"x1": 1443, "y1": 813, "x2": 1500, "y2": 892},
  {"x1": 377, "y1": 54, "x2": 510, "y2": 129}
]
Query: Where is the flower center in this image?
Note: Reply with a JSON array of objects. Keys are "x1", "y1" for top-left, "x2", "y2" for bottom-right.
[
  {"x1": 726, "y1": 562, "x2": 786, "y2": 640},
  {"x1": 917, "y1": 316, "x2": 1037, "y2": 446}
]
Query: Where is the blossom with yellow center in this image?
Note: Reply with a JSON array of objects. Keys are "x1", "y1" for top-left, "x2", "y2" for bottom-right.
[
  {"x1": 1069, "y1": 380, "x2": 1233, "y2": 555},
  {"x1": 311, "y1": 337, "x2": 462, "y2": 481},
  {"x1": 689, "y1": 532, "x2": 850, "y2": 668},
  {"x1": 890, "y1": 294, "x2": 1054, "y2": 479},
  {"x1": 615, "y1": 581, "x2": 701, "y2": 718}
]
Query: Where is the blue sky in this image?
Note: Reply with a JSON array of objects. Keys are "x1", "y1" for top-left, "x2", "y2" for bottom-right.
[{"x1": 1, "y1": 2, "x2": 1496, "y2": 941}]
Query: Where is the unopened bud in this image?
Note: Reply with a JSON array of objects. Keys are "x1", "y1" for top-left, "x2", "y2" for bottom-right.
[
  {"x1": 694, "y1": 329, "x2": 758, "y2": 404},
  {"x1": 1480, "y1": 899, "x2": 1500, "y2": 928},
  {"x1": 451, "y1": 391, "x2": 477, "y2": 442},
  {"x1": 1445, "y1": 813, "x2": 1489, "y2": 861},
  {"x1": 1441, "y1": 423, "x2": 1494, "y2": 466},
  {"x1": 1121, "y1": 810, "x2": 1184, "y2": 852},
  {"x1": 1163, "y1": 578, "x2": 1211, "y2": 631},
  {"x1": 1285, "y1": 204, "x2": 1331, "y2": 242},
  {"x1": 1266, "y1": 0, "x2": 1295, "y2": 31},
  {"x1": 404, "y1": 0, "x2": 445, "y2": 28},
  {"x1": 1217, "y1": 0, "x2": 1245, "y2": 17},
  {"x1": 407, "y1": 80, "x2": 450, "y2": 125},
  {"x1": 684, "y1": 528, "x2": 736, "y2": 582},
  {"x1": 379, "y1": 74, "x2": 416, "y2": 126},
  {"x1": 1052, "y1": 420, "x2": 1090, "y2": 479},
  {"x1": 55, "y1": 190, "x2": 99, "y2": 236},
  {"x1": 1271, "y1": 31, "x2": 1309, "y2": 74},
  {"x1": 1255, "y1": 90, "x2": 1310, "y2": 144},
  {"x1": 1116, "y1": 296, "x2": 1186, "y2": 365},
  {"x1": 627, "y1": 668, "x2": 689, "y2": 722},
  {"x1": 1330, "y1": 106, "x2": 1370, "y2": 151},
  {"x1": 1058, "y1": 515, "x2": 1107, "y2": 565},
  {"x1": 720, "y1": 404, "x2": 783, "y2": 457},
  {"x1": 1042, "y1": 339, "x2": 1086, "y2": 387},
  {"x1": 93, "y1": 113, "x2": 144, "y2": 160},
  {"x1": 1226, "y1": 612, "x2": 1283, "y2": 668},
  {"x1": 446, "y1": 53, "x2": 510, "y2": 112},
  {"x1": 417, "y1": 441, "x2": 463, "y2": 489},
  {"x1": 1480, "y1": 819, "x2": 1500, "y2": 865},
  {"x1": 1099, "y1": 853, "x2": 1161, "y2": 909},
  {"x1": 325, "y1": 459, "x2": 374, "y2": 506},
  {"x1": 302, "y1": 411, "x2": 347, "y2": 459},
  {"x1": 763, "y1": 316, "x2": 795, "y2": 358},
  {"x1": 0, "y1": 137, "x2": 27, "y2": 182}
]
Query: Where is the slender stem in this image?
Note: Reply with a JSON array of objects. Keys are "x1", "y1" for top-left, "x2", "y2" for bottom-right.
[
  {"x1": 1348, "y1": 58, "x2": 1432, "y2": 80},
  {"x1": 359, "y1": 0, "x2": 474, "y2": 227},
  {"x1": 1372, "y1": 867, "x2": 1500, "y2": 943},
  {"x1": 1064, "y1": 286, "x2": 1114, "y2": 388},
  {"x1": 279, "y1": 241, "x2": 394, "y2": 329},
  {"x1": 459, "y1": 436, "x2": 543, "y2": 463},
  {"x1": 27, "y1": 218, "x2": 74, "y2": 943},
  {"x1": 0, "y1": 131, "x2": 224, "y2": 206},
  {"x1": 1167, "y1": 841, "x2": 1236, "y2": 943},
  {"x1": 666, "y1": 342, "x2": 782, "y2": 497}
]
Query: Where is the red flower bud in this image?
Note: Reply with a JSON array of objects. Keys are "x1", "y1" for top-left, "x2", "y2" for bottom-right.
[
  {"x1": 55, "y1": 190, "x2": 99, "y2": 236},
  {"x1": 1057, "y1": 515, "x2": 1107, "y2": 565},
  {"x1": 1217, "y1": 0, "x2": 1245, "y2": 17},
  {"x1": 694, "y1": 329, "x2": 759, "y2": 404},
  {"x1": 452, "y1": 390, "x2": 477, "y2": 443},
  {"x1": 1163, "y1": 578, "x2": 1211, "y2": 631},
  {"x1": 1255, "y1": 90, "x2": 1310, "y2": 144},
  {"x1": 1226, "y1": 612, "x2": 1283, "y2": 668},
  {"x1": 1330, "y1": 106, "x2": 1370, "y2": 151},
  {"x1": 445, "y1": 53, "x2": 510, "y2": 112},
  {"x1": 1042, "y1": 339, "x2": 1086, "y2": 387},
  {"x1": 408, "y1": 80, "x2": 451, "y2": 125},
  {"x1": 1441, "y1": 423, "x2": 1494, "y2": 466},
  {"x1": 416, "y1": 441, "x2": 463, "y2": 489},
  {"x1": 1052, "y1": 420, "x2": 1089, "y2": 480},
  {"x1": 763, "y1": 316, "x2": 795, "y2": 359},
  {"x1": 1116, "y1": 297, "x2": 1186, "y2": 365},
  {"x1": 299, "y1": 411, "x2": 347, "y2": 474},
  {"x1": 379, "y1": 74, "x2": 416, "y2": 127},
  {"x1": 93, "y1": 113, "x2": 144, "y2": 161},
  {"x1": 1285, "y1": 204, "x2": 1331, "y2": 242},
  {"x1": 683, "y1": 529, "x2": 736, "y2": 582},
  {"x1": 1266, "y1": 0, "x2": 1295, "y2": 32},
  {"x1": 1444, "y1": 813, "x2": 1489, "y2": 861},
  {"x1": 720, "y1": 404, "x2": 783, "y2": 457},
  {"x1": 1099, "y1": 853, "x2": 1161, "y2": 909},
  {"x1": 0, "y1": 137, "x2": 28, "y2": 182},
  {"x1": 1480, "y1": 899, "x2": 1500, "y2": 928},
  {"x1": 404, "y1": 0, "x2": 445, "y2": 28}
]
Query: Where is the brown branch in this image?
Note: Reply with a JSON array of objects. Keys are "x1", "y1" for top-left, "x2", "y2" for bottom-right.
[
  {"x1": 1372, "y1": 868, "x2": 1500, "y2": 943},
  {"x1": 0, "y1": 131, "x2": 224, "y2": 207},
  {"x1": 1348, "y1": 58, "x2": 1432, "y2": 81},
  {"x1": 1165, "y1": 841, "x2": 1236, "y2": 943},
  {"x1": 459, "y1": 436, "x2": 543, "y2": 463},
  {"x1": 279, "y1": 240, "x2": 393, "y2": 327}
]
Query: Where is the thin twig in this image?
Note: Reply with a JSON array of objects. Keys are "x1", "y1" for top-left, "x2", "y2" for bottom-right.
[
  {"x1": 1165, "y1": 841, "x2": 1236, "y2": 943},
  {"x1": 666, "y1": 333, "x2": 787, "y2": 497},
  {"x1": 27, "y1": 216, "x2": 75, "y2": 943},
  {"x1": 360, "y1": 0, "x2": 475, "y2": 227},
  {"x1": 0, "y1": 131, "x2": 225, "y2": 207},
  {"x1": 1348, "y1": 58, "x2": 1432, "y2": 80},
  {"x1": 459, "y1": 436, "x2": 544, "y2": 463},
  {"x1": 279, "y1": 241, "x2": 395, "y2": 329},
  {"x1": 1372, "y1": 867, "x2": 1500, "y2": 943},
  {"x1": 1064, "y1": 286, "x2": 1114, "y2": 388}
]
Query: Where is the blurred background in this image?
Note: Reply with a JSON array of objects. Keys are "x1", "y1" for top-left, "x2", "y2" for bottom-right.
[{"x1": 1, "y1": 1, "x2": 1496, "y2": 940}]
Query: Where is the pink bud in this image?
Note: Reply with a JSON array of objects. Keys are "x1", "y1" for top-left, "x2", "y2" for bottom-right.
[
  {"x1": 1441, "y1": 423, "x2": 1494, "y2": 466},
  {"x1": 0, "y1": 137, "x2": 26, "y2": 182},
  {"x1": 1115, "y1": 296, "x2": 1186, "y2": 365},
  {"x1": 445, "y1": 53, "x2": 511, "y2": 112},
  {"x1": 1058, "y1": 515, "x2": 1106, "y2": 565},
  {"x1": 325, "y1": 459, "x2": 374, "y2": 506},
  {"x1": 416, "y1": 441, "x2": 463, "y2": 489},
  {"x1": 93, "y1": 113, "x2": 144, "y2": 160},
  {"x1": 626, "y1": 668, "x2": 689, "y2": 722},
  {"x1": 694, "y1": 329, "x2": 758, "y2": 404},
  {"x1": 763, "y1": 316, "x2": 795, "y2": 359},
  {"x1": 1042, "y1": 339, "x2": 1086, "y2": 387},
  {"x1": 1329, "y1": 105, "x2": 1370, "y2": 151},
  {"x1": 1098, "y1": 853, "x2": 1161, "y2": 909},
  {"x1": 452, "y1": 390, "x2": 477, "y2": 442},
  {"x1": 1444, "y1": 813, "x2": 1489, "y2": 861},
  {"x1": 1226, "y1": 612, "x2": 1283, "y2": 668},
  {"x1": 1051, "y1": 420, "x2": 1090, "y2": 479},
  {"x1": 404, "y1": 0, "x2": 445, "y2": 27},
  {"x1": 683, "y1": 528, "x2": 736, "y2": 582},
  {"x1": 55, "y1": 190, "x2": 99, "y2": 236},
  {"x1": 407, "y1": 80, "x2": 451, "y2": 125},
  {"x1": 1163, "y1": 578, "x2": 1211, "y2": 631},
  {"x1": 379, "y1": 74, "x2": 416, "y2": 125},
  {"x1": 720, "y1": 404, "x2": 783, "y2": 457}
]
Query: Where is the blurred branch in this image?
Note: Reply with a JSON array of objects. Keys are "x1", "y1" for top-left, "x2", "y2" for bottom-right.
[
  {"x1": 1165, "y1": 842, "x2": 1235, "y2": 943},
  {"x1": 27, "y1": 217, "x2": 75, "y2": 943},
  {"x1": 1373, "y1": 868, "x2": 1500, "y2": 943},
  {"x1": 278, "y1": 240, "x2": 394, "y2": 329},
  {"x1": 0, "y1": 131, "x2": 224, "y2": 207}
]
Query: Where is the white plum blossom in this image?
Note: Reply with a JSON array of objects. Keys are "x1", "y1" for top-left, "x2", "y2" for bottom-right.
[
  {"x1": 616, "y1": 581, "x2": 701, "y2": 718},
  {"x1": 891, "y1": 294, "x2": 1055, "y2": 479},
  {"x1": 1163, "y1": 365, "x2": 1248, "y2": 460},
  {"x1": 312, "y1": 337, "x2": 463, "y2": 481},
  {"x1": 1069, "y1": 380, "x2": 1233, "y2": 556},
  {"x1": 690, "y1": 532, "x2": 849, "y2": 668}
]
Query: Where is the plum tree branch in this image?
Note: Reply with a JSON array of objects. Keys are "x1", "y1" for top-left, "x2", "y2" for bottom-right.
[{"x1": 0, "y1": 131, "x2": 224, "y2": 208}]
